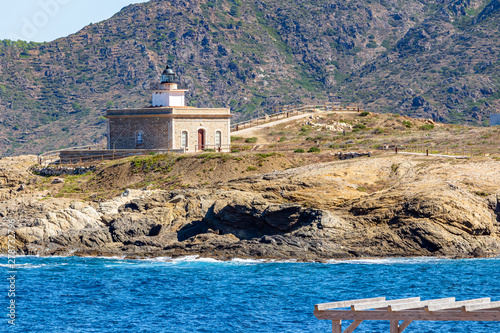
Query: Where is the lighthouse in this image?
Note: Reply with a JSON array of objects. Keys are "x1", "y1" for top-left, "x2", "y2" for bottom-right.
[
  {"x1": 151, "y1": 65, "x2": 189, "y2": 107},
  {"x1": 105, "y1": 64, "x2": 231, "y2": 152}
]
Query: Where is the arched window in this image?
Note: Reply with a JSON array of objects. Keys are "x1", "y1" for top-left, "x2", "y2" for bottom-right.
[
  {"x1": 215, "y1": 131, "x2": 222, "y2": 148},
  {"x1": 181, "y1": 131, "x2": 188, "y2": 148},
  {"x1": 136, "y1": 131, "x2": 144, "y2": 144}
]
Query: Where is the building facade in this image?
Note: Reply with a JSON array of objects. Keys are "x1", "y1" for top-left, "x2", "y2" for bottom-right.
[{"x1": 105, "y1": 66, "x2": 231, "y2": 152}]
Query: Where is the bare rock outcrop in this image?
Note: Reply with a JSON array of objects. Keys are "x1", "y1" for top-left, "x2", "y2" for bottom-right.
[{"x1": 0, "y1": 155, "x2": 499, "y2": 261}]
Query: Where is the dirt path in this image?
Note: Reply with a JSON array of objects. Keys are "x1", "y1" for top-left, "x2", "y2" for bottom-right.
[
  {"x1": 232, "y1": 112, "x2": 325, "y2": 137},
  {"x1": 397, "y1": 152, "x2": 469, "y2": 159}
]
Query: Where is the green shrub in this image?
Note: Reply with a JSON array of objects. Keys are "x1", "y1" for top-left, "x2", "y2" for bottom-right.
[
  {"x1": 294, "y1": 148, "x2": 305, "y2": 153},
  {"x1": 231, "y1": 136, "x2": 244, "y2": 141},
  {"x1": 204, "y1": 148, "x2": 216, "y2": 152},
  {"x1": 246, "y1": 166, "x2": 258, "y2": 171},
  {"x1": 353, "y1": 124, "x2": 367, "y2": 130},
  {"x1": 306, "y1": 135, "x2": 326, "y2": 141},
  {"x1": 308, "y1": 147, "x2": 321, "y2": 153},
  {"x1": 245, "y1": 137, "x2": 258, "y2": 143},
  {"x1": 373, "y1": 128, "x2": 384, "y2": 134},
  {"x1": 419, "y1": 124, "x2": 434, "y2": 131},
  {"x1": 231, "y1": 150, "x2": 240, "y2": 153},
  {"x1": 279, "y1": 137, "x2": 287, "y2": 142},
  {"x1": 403, "y1": 121, "x2": 412, "y2": 128},
  {"x1": 329, "y1": 144, "x2": 340, "y2": 149},
  {"x1": 360, "y1": 111, "x2": 370, "y2": 117},
  {"x1": 255, "y1": 153, "x2": 280, "y2": 159}
]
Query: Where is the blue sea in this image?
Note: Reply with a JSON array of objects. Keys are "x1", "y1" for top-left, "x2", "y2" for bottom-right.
[{"x1": 1, "y1": 256, "x2": 499, "y2": 332}]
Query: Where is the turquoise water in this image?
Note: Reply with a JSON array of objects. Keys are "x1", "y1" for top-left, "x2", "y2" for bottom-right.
[{"x1": 1, "y1": 256, "x2": 500, "y2": 332}]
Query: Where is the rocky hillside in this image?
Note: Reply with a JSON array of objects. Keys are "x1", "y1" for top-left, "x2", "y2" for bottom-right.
[
  {"x1": 1, "y1": 153, "x2": 499, "y2": 260},
  {"x1": 0, "y1": 0, "x2": 499, "y2": 156},
  {"x1": 346, "y1": 0, "x2": 500, "y2": 124}
]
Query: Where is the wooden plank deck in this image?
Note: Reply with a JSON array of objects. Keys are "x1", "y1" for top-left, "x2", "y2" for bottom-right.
[{"x1": 314, "y1": 297, "x2": 500, "y2": 332}]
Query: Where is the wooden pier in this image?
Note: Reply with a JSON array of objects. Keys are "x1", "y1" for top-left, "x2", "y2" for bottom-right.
[{"x1": 314, "y1": 296, "x2": 500, "y2": 332}]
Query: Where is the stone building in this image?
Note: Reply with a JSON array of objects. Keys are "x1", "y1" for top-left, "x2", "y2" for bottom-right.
[{"x1": 105, "y1": 66, "x2": 231, "y2": 152}]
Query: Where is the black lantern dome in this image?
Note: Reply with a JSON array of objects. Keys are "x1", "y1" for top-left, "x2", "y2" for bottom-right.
[{"x1": 161, "y1": 65, "x2": 175, "y2": 84}]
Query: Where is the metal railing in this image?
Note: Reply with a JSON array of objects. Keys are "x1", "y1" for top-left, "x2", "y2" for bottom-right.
[
  {"x1": 38, "y1": 143, "x2": 106, "y2": 165},
  {"x1": 38, "y1": 145, "x2": 234, "y2": 166},
  {"x1": 394, "y1": 145, "x2": 499, "y2": 158},
  {"x1": 231, "y1": 103, "x2": 363, "y2": 132}
]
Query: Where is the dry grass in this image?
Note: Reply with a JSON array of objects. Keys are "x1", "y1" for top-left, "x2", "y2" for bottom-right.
[{"x1": 236, "y1": 112, "x2": 500, "y2": 157}]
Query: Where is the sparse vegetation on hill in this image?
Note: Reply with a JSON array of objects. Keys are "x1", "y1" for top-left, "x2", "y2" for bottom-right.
[
  {"x1": 0, "y1": 0, "x2": 499, "y2": 156},
  {"x1": 245, "y1": 112, "x2": 500, "y2": 156},
  {"x1": 49, "y1": 152, "x2": 306, "y2": 199}
]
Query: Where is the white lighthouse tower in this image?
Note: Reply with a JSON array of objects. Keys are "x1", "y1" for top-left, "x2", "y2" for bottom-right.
[{"x1": 151, "y1": 66, "x2": 189, "y2": 107}]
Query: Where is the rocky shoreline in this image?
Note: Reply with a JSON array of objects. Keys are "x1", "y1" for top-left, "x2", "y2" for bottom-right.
[{"x1": 0, "y1": 154, "x2": 499, "y2": 261}]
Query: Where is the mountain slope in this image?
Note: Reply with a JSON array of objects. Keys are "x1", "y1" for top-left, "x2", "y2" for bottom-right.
[
  {"x1": 344, "y1": 0, "x2": 500, "y2": 124},
  {"x1": 0, "y1": 0, "x2": 498, "y2": 156}
]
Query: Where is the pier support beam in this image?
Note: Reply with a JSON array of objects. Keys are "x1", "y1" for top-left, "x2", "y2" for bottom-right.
[{"x1": 332, "y1": 320, "x2": 341, "y2": 333}]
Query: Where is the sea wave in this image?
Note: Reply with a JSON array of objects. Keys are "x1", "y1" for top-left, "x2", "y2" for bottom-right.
[
  {"x1": 0, "y1": 262, "x2": 69, "y2": 269},
  {"x1": 230, "y1": 258, "x2": 267, "y2": 264},
  {"x1": 170, "y1": 255, "x2": 221, "y2": 263},
  {"x1": 95, "y1": 255, "x2": 128, "y2": 260},
  {"x1": 326, "y1": 257, "x2": 493, "y2": 265},
  {"x1": 135, "y1": 256, "x2": 302, "y2": 264}
]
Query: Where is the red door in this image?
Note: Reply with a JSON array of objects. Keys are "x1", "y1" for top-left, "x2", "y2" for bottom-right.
[{"x1": 198, "y1": 129, "x2": 205, "y2": 151}]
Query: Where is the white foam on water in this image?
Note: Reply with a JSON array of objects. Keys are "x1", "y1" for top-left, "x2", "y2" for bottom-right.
[
  {"x1": 171, "y1": 255, "x2": 221, "y2": 263},
  {"x1": 0, "y1": 263, "x2": 32, "y2": 268},
  {"x1": 133, "y1": 255, "x2": 222, "y2": 265},
  {"x1": 230, "y1": 258, "x2": 267, "y2": 264},
  {"x1": 140, "y1": 256, "x2": 173, "y2": 262},
  {"x1": 327, "y1": 257, "x2": 455, "y2": 265},
  {"x1": 0, "y1": 263, "x2": 52, "y2": 269},
  {"x1": 96, "y1": 255, "x2": 128, "y2": 260}
]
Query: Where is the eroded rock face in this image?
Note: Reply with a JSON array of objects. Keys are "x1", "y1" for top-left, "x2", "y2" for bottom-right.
[{"x1": 0, "y1": 155, "x2": 499, "y2": 261}]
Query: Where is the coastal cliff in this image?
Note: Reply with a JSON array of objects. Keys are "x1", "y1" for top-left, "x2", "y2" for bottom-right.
[
  {"x1": 2, "y1": 0, "x2": 500, "y2": 156},
  {"x1": 1, "y1": 152, "x2": 499, "y2": 261}
]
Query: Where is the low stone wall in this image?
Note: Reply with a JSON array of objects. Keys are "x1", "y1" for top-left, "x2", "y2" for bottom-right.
[
  {"x1": 32, "y1": 165, "x2": 96, "y2": 176},
  {"x1": 57, "y1": 149, "x2": 183, "y2": 164}
]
